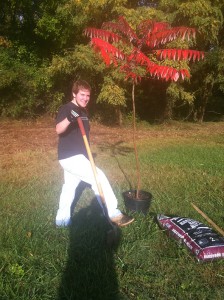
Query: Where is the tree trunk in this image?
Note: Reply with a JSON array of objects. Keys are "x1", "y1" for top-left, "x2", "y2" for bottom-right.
[
  {"x1": 132, "y1": 83, "x2": 141, "y2": 199},
  {"x1": 195, "y1": 78, "x2": 214, "y2": 123},
  {"x1": 162, "y1": 95, "x2": 173, "y2": 121},
  {"x1": 196, "y1": 106, "x2": 206, "y2": 123},
  {"x1": 115, "y1": 106, "x2": 122, "y2": 126}
]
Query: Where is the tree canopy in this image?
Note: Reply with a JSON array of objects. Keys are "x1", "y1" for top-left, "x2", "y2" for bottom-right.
[{"x1": 0, "y1": 0, "x2": 223, "y2": 122}]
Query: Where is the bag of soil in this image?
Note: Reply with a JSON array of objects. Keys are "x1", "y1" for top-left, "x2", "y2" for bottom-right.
[{"x1": 157, "y1": 214, "x2": 224, "y2": 261}]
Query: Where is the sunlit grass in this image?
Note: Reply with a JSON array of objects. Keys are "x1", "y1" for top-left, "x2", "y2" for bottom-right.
[{"x1": 0, "y1": 122, "x2": 224, "y2": 300}]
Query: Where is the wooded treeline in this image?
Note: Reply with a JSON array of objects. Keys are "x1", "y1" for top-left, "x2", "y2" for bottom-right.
[{"x1": 0, "y1": 0, "x2": 223, "y2": 123}]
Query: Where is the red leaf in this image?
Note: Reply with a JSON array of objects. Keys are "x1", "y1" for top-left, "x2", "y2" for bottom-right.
[
  {"x1": 188, "y1": 50, "x2": 193, "y2": 60},
  {"x1": 155, "y1": 49, "x2": 205, "y2": 62},
  {"x1": 100, "y1": 48, "x2": 110, "y2": 66},
  {"x1": 177, "y1": 49, "x2": 182, "y2": 60},
  {"x1": 84, "y1": 28, "x2": 122, "y2": 43},
  {"x1": 167, "y1": 68, "x2": 175, "y2": 81},
  {"x1": 160, "y1": 66, "x2": 168, "y2": 78},
  {"x1": 180, "y1": 69, "x2": 190, "y2": 80},
  {"x1": 183, "y1": 50, "x2": 188, "y2": 60},
  {"x1": 180, "y1": 69, "x2": 185, "y2": 80},
  {"x1": 156, "y1": 49, "x2": 162, "y2": 58},
  {"x1": 152, "y1": 22, "x2": 170, "y2": 34},
  {"x1": 193, "y1": 51, "x2": 197, "y2": 62},
  {"x1": 137, "y1": 20, "x2": 154, "y2": 37},
  {"x1": 91, "y1": 38, "x2": 125, "y2": 61},
  {"x1": 145, "y1": 26, "x2": 196, "y2": 48},
  {"x1": 102, "y1": 16, "x2": 139, "y2": 44},
  {"x1": 162, "y1": 50, "x2": 167, "y2": 59},
  {"x1": 172, "y1": 71, "x2": 180, "y2": 82},
  {"x1": 172, "y1": 49, "x2": 176, "y2": 61},
  {"x1": 128, "y1": 50, "x2": 153, "y2": 68}
]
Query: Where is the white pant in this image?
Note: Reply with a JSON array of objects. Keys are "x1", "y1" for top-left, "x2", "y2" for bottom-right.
[{"x1": 56, "y1": 154, "x2": 121, "y2": 226}]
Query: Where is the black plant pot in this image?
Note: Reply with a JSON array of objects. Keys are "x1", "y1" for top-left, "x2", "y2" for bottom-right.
[{"x1": 122, "y1": 190, "x2": 152, "y2": 215}]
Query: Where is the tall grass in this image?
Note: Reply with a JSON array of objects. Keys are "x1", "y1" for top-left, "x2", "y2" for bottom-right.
[{"x1": 0, "y1": 122, "x2": 224, "y2": 300}]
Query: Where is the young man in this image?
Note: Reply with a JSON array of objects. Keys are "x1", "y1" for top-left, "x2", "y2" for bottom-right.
[{"x1": 55, "y1": 80, "x2": 134, "y2": 227}]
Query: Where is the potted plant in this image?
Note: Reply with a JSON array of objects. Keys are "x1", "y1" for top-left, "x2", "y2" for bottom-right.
[{"x1": 85, "y1": 16, "x2": 204, "y2": 213}]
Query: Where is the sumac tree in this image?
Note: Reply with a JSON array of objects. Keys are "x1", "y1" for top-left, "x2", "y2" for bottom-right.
[{"x1": 85, "y1": 16, "x2": 205, "y2": 196}]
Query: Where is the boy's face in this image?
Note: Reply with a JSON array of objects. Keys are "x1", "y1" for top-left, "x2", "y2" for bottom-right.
[{"x1": 73, "y1": 89, "x2": 90, "y2": 108}]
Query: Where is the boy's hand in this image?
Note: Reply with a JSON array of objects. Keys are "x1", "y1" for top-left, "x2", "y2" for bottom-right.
[{"x1": 67, "y1": 109, "x2": 80, "y2": 123}]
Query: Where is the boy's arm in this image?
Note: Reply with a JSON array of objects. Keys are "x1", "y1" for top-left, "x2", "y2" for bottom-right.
[{"x1": 56, "y1": 117, "x2": 71, "y2": 135}]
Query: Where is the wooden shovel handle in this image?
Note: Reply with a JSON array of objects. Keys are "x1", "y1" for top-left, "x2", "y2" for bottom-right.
[
  {"x1": 77, "y1": 117, "x2": 106, "y2": 206},
  {"x1": 191, "y1": 203, "x2": 224, "y2": 236}
]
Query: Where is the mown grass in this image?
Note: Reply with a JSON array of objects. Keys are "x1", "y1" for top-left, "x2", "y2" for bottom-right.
[{"x1": 0, "y1": 121, "x2": 224, "y2": 300}]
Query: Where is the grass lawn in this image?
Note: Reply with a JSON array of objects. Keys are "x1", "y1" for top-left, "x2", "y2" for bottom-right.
[{"x1": 0, "y1": 119, "x2": 224, "y2": 299}]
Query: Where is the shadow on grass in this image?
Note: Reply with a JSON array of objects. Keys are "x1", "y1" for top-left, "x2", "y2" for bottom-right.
[
  {"x1": 57, "y1": 182, "x2": 121, "y2": 300},
  {"x1": 98, "y1": 141, "x2": 133, "y2": 190}
]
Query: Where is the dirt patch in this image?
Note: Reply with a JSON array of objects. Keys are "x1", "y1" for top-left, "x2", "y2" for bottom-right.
[{"x1": 0, "y1": 118, "x2": 224, "y2": 155}]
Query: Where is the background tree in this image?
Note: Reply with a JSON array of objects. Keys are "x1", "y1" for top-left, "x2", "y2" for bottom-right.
[
  {"x1": 0, "y1": 0, "x2": 223, "y2": 121},
  {"x1": 0, "y1": 0, "x2": 60, "y2": 117},
  {"x1": 156, "y1": 0, "x2": 224, "y2": 121}
]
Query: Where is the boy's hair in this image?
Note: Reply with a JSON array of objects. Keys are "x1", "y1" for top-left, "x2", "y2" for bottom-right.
[{"x1": 72, "y1": 80, "x2": 91, "y2": 95}]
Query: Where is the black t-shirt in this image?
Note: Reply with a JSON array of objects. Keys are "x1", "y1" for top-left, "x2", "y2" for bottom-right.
[{"x1": 56, "y1": 101, "x2": 90, "y2": 160}]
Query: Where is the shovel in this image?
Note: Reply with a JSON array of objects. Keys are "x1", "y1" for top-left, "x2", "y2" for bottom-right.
[
  {"x1": 71, "y1": 110, "x2": 120, "y2": 247},
  {"x1": 191, "y1": 203, "x2": 224, "y2": 236}
]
